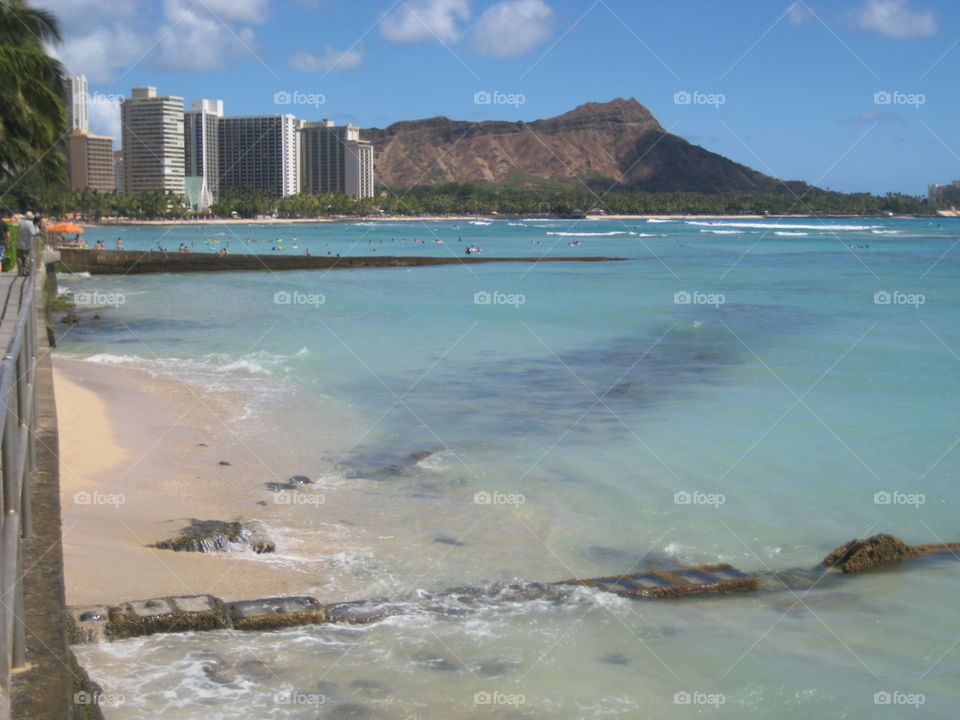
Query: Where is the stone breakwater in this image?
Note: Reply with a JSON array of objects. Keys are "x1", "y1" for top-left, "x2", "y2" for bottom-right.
[
  {"x1": 69, "y1": 535, "x2": 960, "y2": 645},
  {"x1": 56, "y1": 248, "x2": 626, "y2": 275}
]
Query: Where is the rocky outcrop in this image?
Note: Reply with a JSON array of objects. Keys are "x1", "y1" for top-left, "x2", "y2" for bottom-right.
[
  {"x1": 149, "y1": 519, "x2": 275, "y2": 554},
  {"x1": 823, "y1": 533, "x2": 960, "y2": 573}
]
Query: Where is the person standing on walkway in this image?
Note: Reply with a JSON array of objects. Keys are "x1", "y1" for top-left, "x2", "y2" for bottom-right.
[
  {"x1": 0, "y1": 218, "x2": 8, "y2": 271},
  {"x1": 16, "y1": 212, "x2": 41, "y2": 276}
]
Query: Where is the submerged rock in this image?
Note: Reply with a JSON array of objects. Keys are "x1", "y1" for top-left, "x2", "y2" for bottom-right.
[
  {"x1": 599, "y1": 652, "x2": 631, "y2": 666},
  {"x1": 476, "y1": 659, "x2": 521, "y2": 677},
  {"x1": 234, "y1": 658, "x2": 272, "y2": 678},
  {"x1": 339, "y1": 450, "x2": 436, "y2": 481},
  {"x1": 150, "y1": 519, "x2": 275, "y2": 554},
  {"x1": 325, "y1": 703, "x2": 377, "y2": 720},
  {"x1": 411, "y1": 649, "x2": 463, "y2": 671},
  {"x1": 349, "y1": 678, "x2": 391, "y2": 699},
  {"x1": 823, "y1": 534, "x2": 914, "y2": 573},
  {"x1": 202, "y1": 661, "x2": 237, "y2": 685}
]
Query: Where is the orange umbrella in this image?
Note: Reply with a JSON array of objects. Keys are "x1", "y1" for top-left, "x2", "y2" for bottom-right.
[{"x1": 48, "y1": 222, "x2": 84, "y2": 234}]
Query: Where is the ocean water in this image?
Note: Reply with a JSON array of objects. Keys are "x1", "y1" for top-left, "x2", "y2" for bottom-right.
[{"x1": 62, "y1": 217, "x2": 960, "y2": 719}]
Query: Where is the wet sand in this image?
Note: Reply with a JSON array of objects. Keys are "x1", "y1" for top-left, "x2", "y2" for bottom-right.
[{"x1": 54, "y1": 357, "x2": 329, "y2": 607}]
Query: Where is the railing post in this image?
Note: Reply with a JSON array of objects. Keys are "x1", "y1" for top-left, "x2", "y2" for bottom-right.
[
  {"x1": 20, "y1": 280, "x2": 35, "y2": 540},
  {"x1": 0, "y1": 510, "x2": 19, "y2": 690},
  {"x1": 1, "y1": 362, "x2": 18, "y2": 516}
]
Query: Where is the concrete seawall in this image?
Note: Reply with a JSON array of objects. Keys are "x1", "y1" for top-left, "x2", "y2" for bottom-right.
[{"x1": 56, "y1": 249, "x2": 625, "y2": 275}]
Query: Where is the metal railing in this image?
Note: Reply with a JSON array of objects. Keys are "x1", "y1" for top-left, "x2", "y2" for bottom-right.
[{"x1": 0, "y1": 238, "x2": 39, "y2": 720}]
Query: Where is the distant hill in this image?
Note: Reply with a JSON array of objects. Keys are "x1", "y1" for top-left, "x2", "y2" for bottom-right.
[{"x1": 364, "y1": 98, "x2": 806, "y2": 193}]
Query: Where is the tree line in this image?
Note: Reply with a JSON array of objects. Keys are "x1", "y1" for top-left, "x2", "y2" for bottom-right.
[{"x1": 0, "y1": 181, "x2": 937, "y2": 220}]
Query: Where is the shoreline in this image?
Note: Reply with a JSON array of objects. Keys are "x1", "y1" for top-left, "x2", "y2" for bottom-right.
[
  {"x1": 78, "y1": 212, "x2": 925, "y2": 227},
  {"x1": 53, "y1": 355, "x2": 343, "y2": 606}
]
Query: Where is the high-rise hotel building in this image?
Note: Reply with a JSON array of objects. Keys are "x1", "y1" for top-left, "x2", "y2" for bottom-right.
[
  {"x1": 217, "y1": 115, "x2": 299, "y2": 197},
  {"x1": 299, "y1": 120, "x2": 374, "y2": 198},
  {"x1": 67, "y1": 131, "x2": 115, "y2": 192},
  {"x1": 121, "y1": 87, "x2": 185, "y2": 195},
  {"x1": 64, "y1": 74, "x2": 88, "y2": 132},
  {"x1": 184, "y1": 99, "x2": 223, "y2": 209}
]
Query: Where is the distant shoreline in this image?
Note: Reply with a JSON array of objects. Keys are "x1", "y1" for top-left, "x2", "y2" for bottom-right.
[{"x1": 80, "y1": 213, "x2": 918, "y2": 227}]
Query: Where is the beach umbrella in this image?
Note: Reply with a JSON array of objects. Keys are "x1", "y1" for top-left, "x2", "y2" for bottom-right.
[{"x1": 48, "y1": 222, "x2": 84, "y2": 233}]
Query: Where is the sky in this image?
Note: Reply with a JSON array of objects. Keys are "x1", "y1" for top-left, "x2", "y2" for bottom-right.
[{"x1": 34, "y1": 0, "x2": 960, "y2": 195}]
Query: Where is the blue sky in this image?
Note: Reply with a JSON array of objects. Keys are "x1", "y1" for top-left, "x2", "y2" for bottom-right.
[{"x1": 37, "y1": 0, "x2": 960, "y2": 195}]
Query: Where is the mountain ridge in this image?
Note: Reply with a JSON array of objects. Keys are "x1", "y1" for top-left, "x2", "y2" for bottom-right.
[{"x1": 363, "y1": 98, "x2": 805, "y2": 193}]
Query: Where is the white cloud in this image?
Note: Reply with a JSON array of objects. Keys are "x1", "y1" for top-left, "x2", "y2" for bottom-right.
[
  {"x1": 53, "y1": 24, "x2": 147, "y2": 82},
  {"x1": 157, "y1": 0, "x2": 262, "y2": 71},
  {"x1": 38, "y1": 0, "x2": 270, "y2": 79},
  {"x1": 471, "y1": 0, "x2": 554, "y2": 58},
  {"x1": 289, "y1": 46, "x2": 363, "y2": 72},
  {"x1": 196, "y1": 0, "x2": 270, "y2": 25},
  {"x1": 87, "y1": 96, "x2": 123, "y2": 145},
  {"x1": 32, "y1": 0, "x2": 141, "y2": 31},
  {"x1": 379, "y1": 0, "x2": 470, "y2": 44},
  {"x1": 786, "y1": 2, "x2": 815, "y2": 25},
  {"x1": 855, "y1": 0, "x2": 937, "y2": 39}
]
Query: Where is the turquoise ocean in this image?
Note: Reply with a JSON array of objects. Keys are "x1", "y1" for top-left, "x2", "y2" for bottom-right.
[{"x1": 60, "y1": 217, "x2": 959, "y2": 719}]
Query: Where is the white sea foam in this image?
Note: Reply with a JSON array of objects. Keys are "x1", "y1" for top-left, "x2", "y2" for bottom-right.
[
  {"x1": 646, "y1": 218, "x2": 672, "y2": 223},
  {"x1": 687, "y1": 221, "x2": 881, "y2": 231},
  {"x1": 700, "y1": 229, "x2": 739, "y2": 235},
  {"x1": 774, "y1": 231, "x2": 809, "y2": 236},
  {"x1": 469, "y1": 220, "x2": 492, "y2": 226},
  {"x1": 546, "y1": 231, "x2": 629, "y2": 237},
  {"x1": 83, "y1": 348, "x2": 309, "y2": 379},
  {"x1": 872, "y1": 229, "x2": 900, "y2": 234}
]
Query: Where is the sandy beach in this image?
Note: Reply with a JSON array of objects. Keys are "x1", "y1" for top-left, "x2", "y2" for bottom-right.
[{"x1": 54, "y1": 357, "x2": 333, "y2": 607}]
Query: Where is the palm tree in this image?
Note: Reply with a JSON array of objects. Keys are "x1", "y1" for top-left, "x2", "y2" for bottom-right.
[{"x1": 0, "y1": 0, "x2": 66, "y2": 185}]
